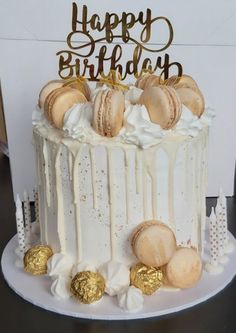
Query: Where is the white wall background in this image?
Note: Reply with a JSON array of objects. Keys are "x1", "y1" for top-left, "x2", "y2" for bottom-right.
[{"x1": 0, "y1": 0, "x2": 235, "y2": 198}]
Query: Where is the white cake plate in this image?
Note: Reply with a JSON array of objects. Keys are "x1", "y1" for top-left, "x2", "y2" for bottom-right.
[{"x1": 1, "y1": 233, "x2": 236, "y2": 320}]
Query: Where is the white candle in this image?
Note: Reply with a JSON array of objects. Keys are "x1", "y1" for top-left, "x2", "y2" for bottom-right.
[
  {"x1": 15, "y1": 194, "x2": 26, "y2": 256},
  {"x1": 204, "y1": 207, "x2": 223, "y2": 274},
  {"x1": 209, "y1": 207, "x2": 218, "y2": 266},
  {"x1": 215, "y1": 198, "x2": 224, "y2": 257},
  {"x1": 23, "y1": 191, "x2": 31, "y2": 245},
  {"x1": 219, "y1": 188, "x2": 235, "y2": 254}
]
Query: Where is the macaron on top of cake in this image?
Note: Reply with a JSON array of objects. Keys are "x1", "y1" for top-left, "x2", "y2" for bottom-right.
[
  {"x1": 63, "y1": 79, "x2": 91, "y2": 101},
  {"x1": 139, "y1": 85, "x2": 182, "y2": 130},
  {"x1": 131, "y1": 220, "x2": 177, "y2": 268},
  {"x1": 165, "y1": 74, "x2": 199, "y2": 92},
  {"x1": 176, "y1": 87, "x2": 205, "y2": 117},
  {"x1": 93, "y1": 89, "x2": 125, "y2": 137},
  {"x1": 38, "y1": 80, "x2": 64, "y2": 109},
  {"x1": 165, "y1": 74, "x2": 205, "y2": 117},
  {"x1": 44, "y1": 86, "x2": 87, "y2": 129},
  {"x1": 135, "y1": 74, "x2": 164, "y2": 90}
]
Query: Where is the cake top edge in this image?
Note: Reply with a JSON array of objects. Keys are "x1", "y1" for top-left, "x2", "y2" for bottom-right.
[{"x1": 33, "y1": 73, "x2": 215, "y2": 149}]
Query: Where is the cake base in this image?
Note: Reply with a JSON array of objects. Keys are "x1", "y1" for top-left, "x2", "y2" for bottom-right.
[{"x1": 1, "y1": 232, "x2": 236, "y2": 320}]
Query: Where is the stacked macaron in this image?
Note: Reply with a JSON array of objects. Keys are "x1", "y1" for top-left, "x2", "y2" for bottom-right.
[
  {"x1": 38, "y1": 79, "x2": 90, "y2": 129},
  {"x1": 131, "y1": 220, "x2": 202, "y2": 290},
  {"x1": 38, "y1": 73, "x2": 205, "y2": 136},
  {"x1": 137, "y1": 73, "x2": 205, "y2": 131},
  {"x1": 165, "y1": 74, "x2": 205, "y2": 117}
]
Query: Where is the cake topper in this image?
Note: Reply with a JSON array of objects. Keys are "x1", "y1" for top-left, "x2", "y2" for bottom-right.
[{"x1": 57, "y1": 3, "x2": 183, "y2": 81}]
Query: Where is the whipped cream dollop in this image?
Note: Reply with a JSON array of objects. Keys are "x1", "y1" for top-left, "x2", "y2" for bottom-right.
[
  {"x1": 98, "y1": 261, "x2": 130, "y2": 296},
  {"x1": 47, "y1": 253, "x2": 73, "y2": 277},
  {"x1": 125, "y1": 86, "x2": 143, "y2": 105},
  {"x1": 120, "y1": 104, "x2": 165, "y2": 149},
  {"x1": 117, "y1": 286, "x2": 144, "y2": 313},
  {"x1": 51, "y1": 276, "x2": 72, "y2": 299},
  {"x1": 71, "y1": 261, "x2": 97, "y2": 277},
  {"x1": 174, "y1": 104, "x2": 215, "y2": 137},
  {"x1": 174, "y1": 106, "x2": 203, "y2": 137},
  {"x1": 32, "y1": 105, "x2": 52, "y2": 128},
  {"x1": 63, "y1": 102, "x2": 96, "y2": 141}
]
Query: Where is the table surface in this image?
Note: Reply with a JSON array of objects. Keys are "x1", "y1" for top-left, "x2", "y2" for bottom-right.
[{"x1": 0, "y1": 153, "x2": 235, "y2": 333}]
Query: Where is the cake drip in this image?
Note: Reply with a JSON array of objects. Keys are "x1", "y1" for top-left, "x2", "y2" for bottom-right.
[{"x1": 34, "y1": 125, "x2": 209, "y2": 265}]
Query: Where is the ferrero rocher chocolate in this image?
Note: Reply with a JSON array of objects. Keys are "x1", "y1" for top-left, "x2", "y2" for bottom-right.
[
  {"x1": 130, "y1": 262, "x2": 163, "y2": 295},
  {"x1": 70, "y1": 271, "x2": 105, "y2": 304},
  {"x1": 24, "y1": 245, "x2": 53, "y2": 275}
]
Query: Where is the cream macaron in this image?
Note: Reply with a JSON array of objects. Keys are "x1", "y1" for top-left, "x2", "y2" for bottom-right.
[
  {"x1": 38, "y1": 80, "x2": 64, "y2": 109},
  {"x1": 166, "y1": 247, "x2": 202, "y2": 289},
  {"x1": 63, "y1": 79, "x2": 91, "y2": 101},
  {"x1": 131, "y1": 220, "x2": 177, "y2": 268},
  {"x1": 135, "y1": 74, "x2": 163, "y2": 90},
  {"x1": 44, "y1": 87, "x2": 87, "y2": 129},
  {"x1": 139, "y1": 85, "x2": 182, "y2": 129},
  {"x1": 93, "y1": 89, "x2": 125, "y2": 137},
  {"x1": 165, "y1": 74, "x2": 205, "y2": 117},
  {"x1": 165, "y1": 74, "x2": 200, "y2": 92},
  {"x1": 176, "y1": 87, "x2": 205, "y2": 117}
]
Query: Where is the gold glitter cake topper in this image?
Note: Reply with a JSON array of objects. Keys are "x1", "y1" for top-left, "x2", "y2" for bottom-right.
[{"x1": 57, "y1": 2, "x2": 183, "y2": 81}]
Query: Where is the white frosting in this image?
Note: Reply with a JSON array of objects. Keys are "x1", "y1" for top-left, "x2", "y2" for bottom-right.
[
  {"x1": 119, "y1": 104, "x2": 165, "y2": 149},
  {"x1": 199, "y1": 104, "x2": 216, "y2": 126},
  {"x1": 32, "y1": 105, "x2": 51, "y2": 128},
  {"x1": 63, "y1": 102, "x2": 95, "y2": 141},
  {"x1": 33, "y1": 85, "x2": 215, "y2": 149},
  {"x1": 47, "y1": 253, "x2": 74, "y2": 277},
  {"x1": 34, "y1": 126, "x2": 208, "y2": 267},
  {"x1": 98, "y1": 261, "x2": 130, "y2": 296},
  {"x1": 124, "y1": 86, "x2": 143, "y2": 105},
  {"x1": 174, "y1": 104, "x2": 215, "y2": 137},
  {"x1": 174, "y1": 106, "x2": 203, "y2": 137},
  {"x1": 50, "y1": 276, "x2": 72, "y2": 299},
  {"x1": 117, "y1": 286, "x2": 144, "y2": 313},
  {"x1": 71, "y1": 261, "x2": 97, "y2": 277}
]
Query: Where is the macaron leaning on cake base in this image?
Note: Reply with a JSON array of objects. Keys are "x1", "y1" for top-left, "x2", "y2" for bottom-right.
[{"x1": 131, "y1": 220, "x2": 203, "y2": 289}]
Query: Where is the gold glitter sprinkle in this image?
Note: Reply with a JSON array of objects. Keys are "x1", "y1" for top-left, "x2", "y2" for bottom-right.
[
  {"x1": 71, "y1": 271, "x2": 105, "y2": 304},
  {"x1": 130, "y1": 262, "x2": 163, "y2": 295},
  {"x1": 24, "y1": 245, "x2": 53, "y2": 275}
]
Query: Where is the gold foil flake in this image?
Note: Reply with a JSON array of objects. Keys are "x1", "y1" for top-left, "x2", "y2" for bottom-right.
[
  {"x1": 130, "y1": 262, "x2": 163, "y2": 295},
  {"x1": 24, "y1": 245, "x2": 53, "y2": 275},
  {"x1": 70, "y1": 271, "x2": 105, "y2": 304}
]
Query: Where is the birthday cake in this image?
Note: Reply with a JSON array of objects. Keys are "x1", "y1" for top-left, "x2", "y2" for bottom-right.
[
  {"x1": 13, "y1": 4, "x2": 234, "y2": 314},
  {"x1": 28, "y1": 70, "x2": 215, "y2": 310}
]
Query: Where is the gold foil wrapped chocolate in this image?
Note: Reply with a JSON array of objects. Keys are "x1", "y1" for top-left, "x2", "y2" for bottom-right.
[
  {"x1": 24, "y1": 245, "x2": 53, "y2": 275},
  {"x1": 130, "y1": 262, "x2": 163, "y2": 295},
  {"x1": 70, "y1": 271, "x2": 105, "y2": 304}
]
